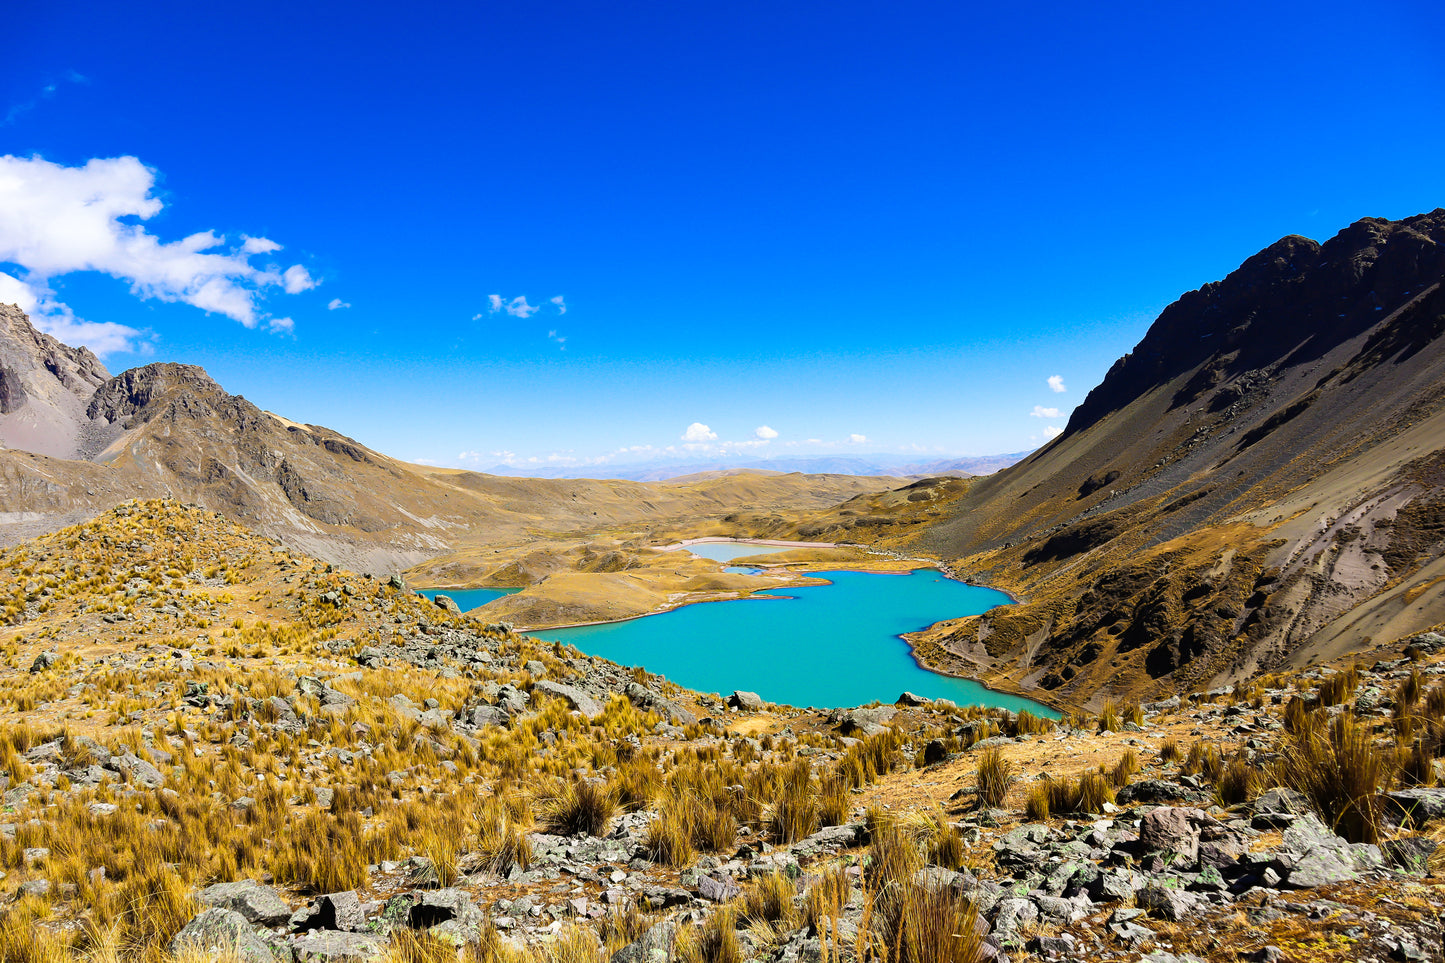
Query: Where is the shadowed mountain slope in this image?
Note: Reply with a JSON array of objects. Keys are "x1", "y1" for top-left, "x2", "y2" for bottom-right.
[{"x1": 898, "y1": 211, "x2": 1445, "y2": 704}]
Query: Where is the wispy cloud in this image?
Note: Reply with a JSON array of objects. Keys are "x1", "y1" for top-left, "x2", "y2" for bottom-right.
[
  {"x1": 847, "y1": 433, "x2": 868, "y2": 444},
  {"x1": 1047, "y1": 374, "x2": 1066, "y2": 393},
  {"x1": 3, "y1": 71, "x2": 87, "y2": 127},
  {"x1": 1030, "y1": 405, "x2": 1061, "y2": 418},
  {"x1": 0, "y1": 154, "x2": 311, "y2": 352},
  {"x1": 327, "y1": 298, "x2": 351, "y2": 310},
  {"x1": 488, "y1": 294, "x2": 540, "y2": 318},
  {"x1": 550, "y1": 295, "x2": 567, "y2": 315},
  {"x1": 754, "y1": 425, "x2": 778, "y2": 440}
]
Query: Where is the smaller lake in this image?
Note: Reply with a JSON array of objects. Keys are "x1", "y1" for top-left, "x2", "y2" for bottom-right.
[
  {"x1": 417, "y1": 587, "x2": 520, "y2": 613},
  {"x1": 532, "y1": 568, "x2": 1055, "y2": 715},
  {"x1": 676, "y1": 542, "x2": 808, "y2": 562}
]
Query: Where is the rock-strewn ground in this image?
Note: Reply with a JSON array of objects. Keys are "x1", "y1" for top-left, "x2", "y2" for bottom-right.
[{"x1": 2, "y1": 500, "x2": 1444, "y2": 962}]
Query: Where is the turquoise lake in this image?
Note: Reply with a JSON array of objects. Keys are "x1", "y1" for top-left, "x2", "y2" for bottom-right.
[
  {"x1": 531, "y1": 568, "x2": 1056, "y2": 715},
  {"x1": 418, "y1": 586, "x2": 519, "y2": 612}
]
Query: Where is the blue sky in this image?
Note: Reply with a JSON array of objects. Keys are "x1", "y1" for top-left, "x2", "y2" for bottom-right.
[{"x1": 2, "y1": 0, "x2": 1442, "y2": 472}]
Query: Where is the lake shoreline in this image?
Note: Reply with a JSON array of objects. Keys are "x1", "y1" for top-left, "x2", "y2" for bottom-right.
[{"x1": 529, "y1": 566, "x2": 1057, "y2": 715}]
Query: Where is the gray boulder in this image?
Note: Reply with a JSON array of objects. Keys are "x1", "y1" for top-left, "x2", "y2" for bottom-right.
[
  {"x1": 1387, "y1": 787, "x2": 1445, "y2": 825},
  {"x1": 111, "y1": 752, "x2": 165, "y2": 788},
  {"x1": 728, "y1": 690, "x2": 765, "y2": 711},
  {"x1": 197, "y1": 879, "x2": 292, "y2": 927},
  {"x1": 1281, "y1": 815, "x2": 1383, "y2": 888},
  {"x1": 1137, "y1": 884, "x2": 1202, "y2": 922},
  {"x1": 469, "y1": 705, "x2": 511, "y2": 729},
  {"x1": 624, "y1": 682, "x2": 697, "y2": 725},
  {"x1": 533, "y1": 680, "x2": 605, "y2": 719},
  {"x1": 829, "y1": 704, "x2": 896, "y2": 736},
  {"x1": 698, "y1": 874, "x2": 739, "y2": 902},
  {"x1": 611, "y1": 919, "x2": 677, "y2": 963},
  {"x1": 1139, "y1": 807, "x2": 1211, "y2": 862},
  {"x1": 169, "y1": 908, "x2": 273, "y2": 963},
  {"x1": 291, "y1": 930, "x2": 388, "y2": 962}
]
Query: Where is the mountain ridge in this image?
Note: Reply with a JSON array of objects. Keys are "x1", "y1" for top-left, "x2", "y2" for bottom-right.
[{"x1": 880, "y1": 210, "x2": 1445, "y2": 704}]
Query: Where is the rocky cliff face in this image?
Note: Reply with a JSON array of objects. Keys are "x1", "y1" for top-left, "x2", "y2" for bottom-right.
[
  {"x1": 0, "y1": 304, "x2": 116, "y2": 458},
  {"x1": 905, "y1": 210, "x2": 1445, "y2": 704}
]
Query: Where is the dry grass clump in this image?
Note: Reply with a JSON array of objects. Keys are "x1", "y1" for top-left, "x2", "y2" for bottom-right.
[
  {"x1": 1283, "y1": 695, "x2": 1309, "y2": 733},
  {"x1": 802, "y1": 863, "x2": 853, "y2": 931},
  {"x1": 1182, "y1": 740, "x2": 1224, "y2": 781},
  {"x1": 540, "y1": 925, "x2": 607, "y2": 963},
  {"x1": 1212, "y1": 751, "x2": 1264, "y2": 805},
  {"x1": 1158, "y1": 738, "x2": 1182, "y2": 764},
  {"x1": 272, "y1": 810, "x2": 371, "y2": 893},
  {"x1": 838, "y1": 728, "x2": 906, "y2": 789},
  {"x1": 768, "y1": 759, "x2": 820, "y2": 844},
  {"x1": 1314, "y1": 665, "x2": 1360, "y2": 707},
  {"x1": 644, "y1": 805, "x2": 696, "y2": 867},
  {"x1": 1275, "y1": 711, "x2": 1397, "y2": 844},
  {"x1": 476, "y1": 797, "x2": 533, "y2": 874},
  {"x1": 974, "y1": 747, "x2": 1014, "y2": 808},
  {"x1": 599, "y1": 905, "x2": 654, "y2": 957},
  {"x1": 1009, "y1": 710, "x2": 1054, "y2": 736},
  {"x1": 898, "y1": 806, "x2": 966, "y2": 871},
  {"x1": 740, "y1": 871, "x2": 799, "y2": 932},
  {"x1": 1108, "y1": 749, "x2": 1139, "y2": 788},
  {"x1": 1024, "y1": 770, "x2": 1115, "y2": 820},
  {"x1": 675, "y1": 907, "x2": 742, "y2": 963},
  {"x1": 540, "y1": 778, "x2": 617, "y2": 837},
  {"x1": 1399, "y1": 738, "x2": 1437, "y2": 788},
  {"x1": 1097, "y1": 700, "x2": 1121, "y2": 733},
  {"x1": 862, "y1": 819, "x2": 984, "y2": 963}
]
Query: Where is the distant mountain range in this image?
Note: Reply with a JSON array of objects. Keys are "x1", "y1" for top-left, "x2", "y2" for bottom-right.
[
  {"x1": 483, "y1": 452, "x2": 1031, "y2": 482},
  {"x1": 0, "y1": 304, "x2": 903, "y2": 571}
]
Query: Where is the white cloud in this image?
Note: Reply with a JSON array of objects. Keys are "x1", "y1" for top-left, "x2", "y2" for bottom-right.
[
  {"x1": 547, "y1": 329, "x2": 566, "y2": 350},
  {"x1": 327, "y1": 298, "x2": 351, "y2": 311},
  {"x1": 550, "y1": 295, "x2": 567, "y2": 315},
  {"x1": 1043, "y1": 425, "x2": 1064, "y2": 439},
  {"x1": 281, "y1": 264, "x2": 317, "y2": 294},
  {"x1": 0, "y1": 154, "x2": 307, "y2": 339},
  {"x1": 754, "y1": 425, "x2": 778, "y2": 440},
  {"x1": 242, "y1": 236, "x2": 281, "y2": 255},
  {"x1": 847, "y1": 433, "x2": 868, "y2": 445},
  {"x1": 267, "y1": 316, "x2": 295, "y2": 335},
  {"x1": 488, "y1": 294, "x2": 540, "y2": 318},
  {"x1": 0, "y1": 269, "x2": 145, "y2": 355},
  {"x1": 681, "y1": 422, "x2": 717, "y2": 443},
  {"x1": 1047, "y1": 375, "x2": 1066, "y2": 393},
  {"x1": 1030, "y1": 405, "x2": 1061, "y2": 418}
]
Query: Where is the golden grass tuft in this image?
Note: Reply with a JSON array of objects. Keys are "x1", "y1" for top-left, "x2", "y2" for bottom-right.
[
  {"x1": 1275, "y1": 711, "x2": 1397, "y2": 844},
  {"x1": 973, "y1": 747, "x2": 1014, "y2": 808}
]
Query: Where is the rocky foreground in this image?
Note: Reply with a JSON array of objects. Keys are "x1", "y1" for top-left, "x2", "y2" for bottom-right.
[{"x1": 2, "y1": 501, "x2": 1445, "y2": 962}]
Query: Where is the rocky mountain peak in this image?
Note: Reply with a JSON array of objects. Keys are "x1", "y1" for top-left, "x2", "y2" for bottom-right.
[
  {"x1": 0, "y1": 302, "x2": 115, "y2": 457},
  {"x1": 1063, "y1": 210, "x2": 1445, "y2": 437},
  {"x1": 86, "y1": 362, "x2": 222, "y2": 426}
]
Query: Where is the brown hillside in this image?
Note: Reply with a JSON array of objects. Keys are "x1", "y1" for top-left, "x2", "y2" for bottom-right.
[{"x1": 871, "y1": 211, "x2": 1445, "y2": 705}]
